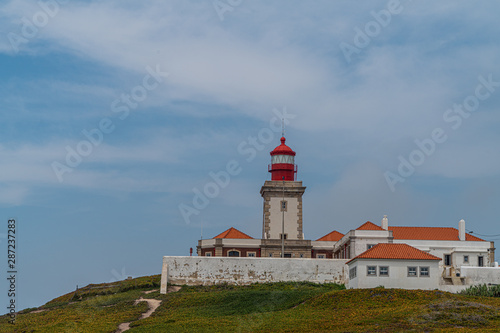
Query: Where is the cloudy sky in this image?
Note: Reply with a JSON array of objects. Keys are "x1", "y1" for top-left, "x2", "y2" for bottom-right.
[{"x1": 1, "y1": 0, "x2": 500, "y2": 310}]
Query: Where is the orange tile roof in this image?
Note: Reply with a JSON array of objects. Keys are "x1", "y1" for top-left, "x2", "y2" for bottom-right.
[
  {"x1": 346, "y1": 243, "x2": 441, "y2": 264},
  {"x1": 389, "y1": 226, "x2": 484, "y2": 242},
  {"x1": 213, "y1": 227, "x2": 253, "y2": 239},
  {"x1": 317, "y1": 230, "x2": 344, "y2": 241},
  {"x1": 356, "y1": 221, "x2": 385, "y2": 231}
]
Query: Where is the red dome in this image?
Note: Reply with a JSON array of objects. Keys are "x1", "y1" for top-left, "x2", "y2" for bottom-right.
[{"x1": 270, "y1": 137, "x2": 296, "y2": 156}]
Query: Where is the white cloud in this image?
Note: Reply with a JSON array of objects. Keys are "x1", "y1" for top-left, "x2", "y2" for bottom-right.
[{"x1": 1, "y1": 0, "x2": 500, "y2": 192}]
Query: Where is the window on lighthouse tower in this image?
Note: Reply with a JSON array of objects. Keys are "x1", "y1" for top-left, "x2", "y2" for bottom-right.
[{"x1": 272, "y1": 155, "x2": 295, "y2": 164}]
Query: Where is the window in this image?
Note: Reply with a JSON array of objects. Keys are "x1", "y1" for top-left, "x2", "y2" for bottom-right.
[
  {"x1": 205, "y1": 252, "x2": 212, "y2": 257},
  {"x1": 464, "y1": 255, "x2": 469, "y2": 263},
  {"x1": 284, "y1": 253, "x2": 292, "y2": 258},
  {"x1": 367, "y1": 266, "x2": 377, "y2": 276},
  {"x1": 281, "y1": 200, "x2": 288, "y2": 212},
  {"x1": 379, "y1": 266, "x2": 389, "y2": 276},
  {"x1": 228, "y1": 250, "x2": 240, "y2": 257},
  {"x1": 317, "y1": 254, "x2": 325, "y2": 259},
  {"x1": 247, "y1": 252, "x2": 256, "y2": 257},
  {"x1": 269, "y1": 253, "x2": 273, "y2": 257},
  {"x1": 367, "y1": 244, "x2": 375, "y2": 250},
  {"x1": 420, "y1": 267, "x2": 429, "y2": 277},
  {"x1": 444, "y1": 254, "x2": 452, "y2": 266},
  {"x1": 349, "y1": 267, "x2": 357, "y2": 279},
  {"x1": 300, "y1": 254, "x2": 304, "y2": 258},
  {"x1": 272, "y1": 155, "x2": 295, "y2": 164},
  {"x1": 280, "y1": 233, "x2": 288, "y2": 240},
  {"x1": 478, "y1": 256, "x2": 484, "y2": 267},
  {"x1": 408, "y1": 266, "x2": 417, "y2": 277}
]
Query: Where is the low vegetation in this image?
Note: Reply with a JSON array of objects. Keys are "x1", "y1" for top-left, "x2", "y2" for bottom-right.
[
  {"x1": 459, "y1": 284, "x2": 500, "y2": 297},
  {"x1": 1, "y1": 276, "x2": 500, "y2": 332},
  {"x1": 0, "y1": 275, "x2": 160, "y2": 333}
]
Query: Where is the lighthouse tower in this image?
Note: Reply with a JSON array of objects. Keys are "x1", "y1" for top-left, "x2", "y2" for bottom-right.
[{"x1": 260, "y1": 136, "x2": 309, "y2": 257}]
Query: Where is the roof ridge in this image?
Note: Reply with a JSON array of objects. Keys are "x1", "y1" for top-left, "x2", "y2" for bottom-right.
[
  {"x1": 316, "y1": 230, "x2": 344, "y2": 241},
  {"x1": 389, "y1": 226, "x2": 485, "y2": 241},
  {"x1": 356, "y1": 221, "x2": 384, "y2": 231},
  {"x1": 213, "y1": 227, "x2": 253, "y2": 239}
]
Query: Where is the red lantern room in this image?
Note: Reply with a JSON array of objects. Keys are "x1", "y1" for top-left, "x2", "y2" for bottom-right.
[{"x1": 269, "y1": 137, "x2": 297, "y2": 181}]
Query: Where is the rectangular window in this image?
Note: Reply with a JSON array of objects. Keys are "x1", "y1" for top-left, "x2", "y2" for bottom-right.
[
  {"x1": 420, "y1": 266, "x2": 429, "y2": 277},
  {"x1": 205, "y1": 252, "x2": 212, "y2": 256},
  {"x1": 367, "y1": 266, "x2": 377, "y2": 276},
  {"x1": 281, "y1": 200, "x2": 288, "y2": 212},
  {"x1": 444, "y1": 254, "x2": 452, "y2": 266},
  {"x1": 367, "y1": 244, "x2": 375, "y2": 250},
  {"x1": 463, "y1": 255, "x2": 469, "y2": 263},
  {"x1": 300, "y1": 254, "x2": 304, "y2": 258},
  {"x1": 317, "y1": 254, "x2": 325, "y2": 259},
  {"x1": 280, "y1": 233, "x2": 288, "y2": 240},
  {"x1": 408, "y1": 266, "x2": 417, "y2": 277},
  {"x1": 284, "y1": 253, "x2": 292, "y2": 258},
  {"x1": 349, "y1": 267, "x2": 357, "y2": 279},
  {"x1": 269, "y1": 253, "x2": 273, "y2": 257},
  {"x1": 247, "y1": 252, "x2": 256, "y2": 257},
  {"x1": 478, "y1": 256, "x2": 484, "y2": 267},
  {"x1": 379, "y1": 266, "x2": 389, "y2": 276}
]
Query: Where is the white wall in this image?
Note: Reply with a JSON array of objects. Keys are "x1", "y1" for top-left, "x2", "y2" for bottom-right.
[
  {"x1": 392, "y1": 239, "x2": 491, "y2": 268},
  {"x1": 269, "y1": 197, "x2": 299, "y2": 239},
  {"x1": 334, "y1": 230, "x2": 391, "y2": 258},
  {"x1": 347, "y1": 259, "x2": 440, "y2": 290},
  {"x1": 351, "y1": 235, "x2": 390, "y2": 258},
  {"x1": 311, "y1": 240, "x2": 336, "y2": 250},
  {"x1": 461, "y1": 266, "x2": 500, "y2": 285},
  {"x1": 199, "y1": 238, "x2": 261, "y2": 248},
  {"x1": 160, "y1": 256, "x2": 348, "y2": 293}
]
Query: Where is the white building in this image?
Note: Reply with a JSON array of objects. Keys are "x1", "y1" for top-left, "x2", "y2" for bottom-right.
[
  {"x1": 333, "y1": 217, "x2": 495, "y2": 276},
  {"x1": 346, "y1": 243, "x2": 442, "y2": 290}
]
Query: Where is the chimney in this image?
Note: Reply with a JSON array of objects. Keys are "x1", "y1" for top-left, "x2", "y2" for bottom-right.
[
  {"x1": 459, "y1": 219, "x2": 466, "y2": 241},
  {"x1": 381, "y1": 215, "x2": 388, "y2": 230}
]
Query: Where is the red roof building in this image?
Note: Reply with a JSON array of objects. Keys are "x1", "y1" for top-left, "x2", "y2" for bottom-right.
[
  {"x1": 346, "y1": 243, "x2": 443, "y2": 290},
  {"x1": 347, "y1": 243, "x2": 441, "y2": 264}
]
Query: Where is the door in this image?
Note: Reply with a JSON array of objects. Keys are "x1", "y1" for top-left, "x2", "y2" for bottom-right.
[{"x1": 478, "y1": 256, "x2": 484, "y2": 267}]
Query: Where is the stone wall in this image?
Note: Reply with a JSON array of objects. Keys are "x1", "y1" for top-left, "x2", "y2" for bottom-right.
[{"x1": 160, "y1": 256, "x2": 348, "y2": 294}]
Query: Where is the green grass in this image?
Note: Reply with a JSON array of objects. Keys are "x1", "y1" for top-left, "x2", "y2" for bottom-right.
[
  {"x1": 0, "y1": 275, "x2": 159, "y2": 333},
  {"x1": 2, "y1": 276, "x2": 500, "y2": 332}
]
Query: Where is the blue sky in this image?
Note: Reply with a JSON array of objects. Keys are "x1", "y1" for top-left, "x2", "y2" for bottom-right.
[{"x1": 1, "y1": 0, "x2": 500, "y2": 310}]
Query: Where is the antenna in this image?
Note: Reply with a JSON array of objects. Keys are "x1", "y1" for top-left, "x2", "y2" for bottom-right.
[
  {"x1": 201, "y1": 221, "x2": 203, "y2": 240},
  {"x1": 281, "y1": 118, "x2": 285, "y2": 137}
]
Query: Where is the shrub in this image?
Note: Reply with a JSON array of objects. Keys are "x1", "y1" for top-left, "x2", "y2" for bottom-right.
[{"x1": 459, "y1": 284, "x2": 500, "y2": 297}]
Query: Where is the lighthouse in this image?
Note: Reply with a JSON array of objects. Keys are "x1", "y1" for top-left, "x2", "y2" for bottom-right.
[
  {"x1": 260, "y1": 136, "x2": 310, "y2": 258},
  {"x1": 268, "y1": 137, "x2": 297, "y2": 181}
]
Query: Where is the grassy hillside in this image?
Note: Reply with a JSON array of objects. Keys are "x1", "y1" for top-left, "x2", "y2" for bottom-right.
[{"x1": 1, "y1": 275, "x2": 500, "y2": 332}]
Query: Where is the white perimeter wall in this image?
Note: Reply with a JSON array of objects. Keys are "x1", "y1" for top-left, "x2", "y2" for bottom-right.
[
  {"x1": 462, "y1": 266, "x2": 500, "y2": 285},
  {"x1": 160, "y1": 256, "x2": 348, "y2": 293}
]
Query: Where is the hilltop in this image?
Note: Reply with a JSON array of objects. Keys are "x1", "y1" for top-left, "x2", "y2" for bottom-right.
[{"x1": 1, "y1": 275, "x2": 500, "y2": 332}]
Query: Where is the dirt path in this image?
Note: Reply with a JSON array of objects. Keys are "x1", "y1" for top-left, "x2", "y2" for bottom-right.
[{"x1": 115, "y1": 286, "x2": 180, "y2": 333}]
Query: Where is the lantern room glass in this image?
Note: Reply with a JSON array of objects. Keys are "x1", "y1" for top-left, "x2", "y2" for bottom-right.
[{"x1": 272, "y1": 155, "x2": 294, "y2": 164}]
